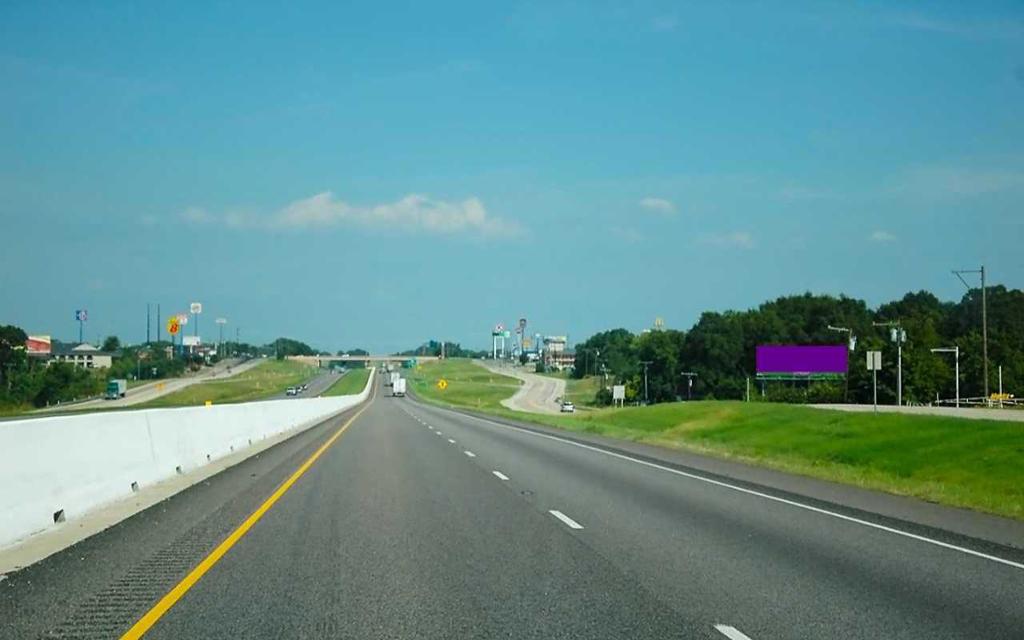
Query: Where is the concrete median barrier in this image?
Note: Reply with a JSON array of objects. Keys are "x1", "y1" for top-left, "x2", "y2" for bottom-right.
[{"x1": 0, "y1": 372, "x2": 372, "y2": 552}]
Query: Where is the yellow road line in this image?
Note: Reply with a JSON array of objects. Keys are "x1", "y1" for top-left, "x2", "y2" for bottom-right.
[{"x1": 120, "y1": 390, "x2": 375, "y2": 639}]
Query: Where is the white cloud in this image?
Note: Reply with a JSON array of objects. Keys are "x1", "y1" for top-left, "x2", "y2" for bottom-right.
[
  {"x1": 698, "y1": 231, "x2": 754, "y2": 249},
  {"x1": 652, "y1": 15, "x2": 678, "y2": 32},
  {"x1": 639, "y1": 197, "x2": 677, "y2": 215},
  {"x1": 180, "y1": 192, "x2": 521, "y2": 238},
  {"x1": 870, "y1": 230, "x2": 897, "y2": 243},
  {"x1": 179, "y1": 207, "x2": 212, "y2": 224}
]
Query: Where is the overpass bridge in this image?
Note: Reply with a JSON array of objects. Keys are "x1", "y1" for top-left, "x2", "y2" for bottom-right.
[{"x1": 289, "y1": 355, "x2": 441, "y2": 367}]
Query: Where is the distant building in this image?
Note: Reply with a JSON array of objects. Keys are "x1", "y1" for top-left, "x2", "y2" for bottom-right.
[
  {"x1": 537, "y1": 335, "x2": 573, "y2": 369},
  {"x1": 549, "y1": 351, "x2": 576, "y2": 370},
  {"x1": 47, "y1": 343, "x2": 116, "y2": 369}
]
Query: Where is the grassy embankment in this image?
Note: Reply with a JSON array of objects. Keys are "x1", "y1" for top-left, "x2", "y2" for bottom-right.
[
  {"x1": 137, "y1": 359, "x2": 315, "y2": 408},
  {"x1": 540, "y1": 370, "x2": 604, "y2": 407},
  {"x1": 409, "y1": 359, "x2": 1024, "y2": 520},
  {"x1": 322, "y1": 368, "x2": 372, "y2": 396}
]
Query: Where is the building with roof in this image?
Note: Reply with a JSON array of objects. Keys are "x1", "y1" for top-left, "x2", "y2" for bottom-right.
[{"x1": 47, "y1": 343, "x2": 116, "y2": 369}]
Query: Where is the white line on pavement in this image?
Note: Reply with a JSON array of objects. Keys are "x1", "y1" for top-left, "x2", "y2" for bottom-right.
[
  {"x1": 714, "y1": 625, "x2": 753, "y2": 640},
  {"x1": 550, "y1": 510, "x2": 584, "y2": 530},
  {"x1": 448, "y1": 439, "x2": 456, "y2": 444},
  {"x1": 439, "y1": 407, "x2": 1024, "y2": 572},
  {"x1": 492, "y1": 471, "x2": 510, "y2": 481},
  {"x1": 464, "y1": 450, "x2": 476, "y2": 458}
]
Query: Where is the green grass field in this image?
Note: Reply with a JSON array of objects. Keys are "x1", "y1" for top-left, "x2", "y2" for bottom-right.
[
  {"x1": 323, "y1": 368, "x2": 371, "y2": 396},
  {"x1": 410, "y1": 359, "x2": 1024, "y2": 520},
  {"x1": 561, "y1": 375, "x2": 604, "y2": 406},
  {"x1": 407, "y1": 359, "x2": 521, "y2": 410},
  {"x1": 137, "y1": 359, "x2": 316, "y2": 408}
]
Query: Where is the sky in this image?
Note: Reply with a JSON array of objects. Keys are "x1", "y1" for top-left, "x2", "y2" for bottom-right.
[{"x1": 1, "y1": 1, "x2": 1022, "y2": 353}]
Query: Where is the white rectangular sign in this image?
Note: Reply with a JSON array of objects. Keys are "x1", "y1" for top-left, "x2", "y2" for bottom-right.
[
  {"x1": 182, "y1": 336, "x2": 201, "y2": 347},
  {"x1": 866, "y1": 351, "x2": 882, "y2": 371},
  {"x1": 612, "y1": 385, "x2": 626, "y2": 400}
]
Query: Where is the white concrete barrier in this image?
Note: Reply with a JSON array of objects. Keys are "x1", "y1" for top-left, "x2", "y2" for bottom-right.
[{"x1": 0, "y1": 374, "x2": 372, "y2": 551}]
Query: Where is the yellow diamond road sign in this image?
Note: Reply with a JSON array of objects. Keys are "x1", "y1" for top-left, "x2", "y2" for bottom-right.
[{"x1": 437, "y1": 379, "x2": 448, "y2": 390}]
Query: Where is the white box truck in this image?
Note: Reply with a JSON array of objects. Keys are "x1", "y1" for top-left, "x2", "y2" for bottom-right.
[
  {"x1": 393, "y1": 378, "x2": 406, "y2": 397},
  {"x1": 105, "y1": 379, "x2": 128, "y2": 399},
  {"x1": 389, "y1": 371, "x2": 400, "y2": 387}
]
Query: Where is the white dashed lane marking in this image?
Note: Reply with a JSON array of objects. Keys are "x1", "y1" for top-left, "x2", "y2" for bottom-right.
[{"x1": 549, "y1": 510, "x2": 584, "y2": 530}]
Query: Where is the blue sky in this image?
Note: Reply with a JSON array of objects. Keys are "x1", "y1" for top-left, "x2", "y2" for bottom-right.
[{"x1": 1, "y1": 1, "x2": 1022, "y2": 353}]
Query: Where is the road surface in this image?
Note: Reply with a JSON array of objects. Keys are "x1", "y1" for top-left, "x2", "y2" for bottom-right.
[
  {"x1": 270, "y1": 369, "x2": 347, "y2": 400},
  {"x1": 2, "y1": 376, "x2": 1022, "y2": 639},
  {"x1": 37, "y1": 358, "x2": 266, "y2": 412},
  {"x1": 480, "y1": 360, "x2": 566, "y2": 414}
]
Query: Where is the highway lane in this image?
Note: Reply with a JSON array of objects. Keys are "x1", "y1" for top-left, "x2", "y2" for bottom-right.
[
  {"x1": 2, "y1": 375, "x2": 1022, "y2": 638},
  {"x1": 35, "y1": 358, "x2": 266, "y2": 412},
  {"x1": 268, "y1": 368, "x2": 345, "y2": 400},
  {"x1": 400, "y1": 398, "x2": 1024, "y2": 639}
]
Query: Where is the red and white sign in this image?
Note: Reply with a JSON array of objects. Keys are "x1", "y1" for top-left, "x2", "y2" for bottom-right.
[{"x1": 26, "y1": 335, "x2": 52, "y2": 354}]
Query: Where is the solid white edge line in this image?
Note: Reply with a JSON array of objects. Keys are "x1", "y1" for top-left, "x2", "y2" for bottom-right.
[
  {"x1": 464, "y1": 450, "x2": 476, "y2": 458},
  {"x1": 550, "y1": 509, "x2": 584, "y2": 530},
  {"x1": 714, "y1": 624, "x2": 753, "y2": 640},
  {"x1": 448, "y1": 439, "x2": 456, "y2": 444},
  {"x1": 434, "y1": 407, "x2": 1024, "y2": 572},
  {"x1": 492, "y1": 470, "x2": 509, "y2": 481}
]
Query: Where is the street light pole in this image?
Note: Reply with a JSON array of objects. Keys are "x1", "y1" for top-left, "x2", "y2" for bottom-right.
[
  {"x1": 953, "y1": 266, "x2": 988, "y2": 400},
  {"x1": 931, "y1": 346, "x2": 960, "y2": 409},
  {"x1": 680, "y1": 371, "x2": 697, "y2": 401},
  {"x1": 827, "y1": 325, "x2": 855, "y2": 402},
  {"x1": 640, "y1": 361, "x2": 652, "y2": 405},
  {"x1": 873, "y1": 321, "x2": 906, "y2": 406}
]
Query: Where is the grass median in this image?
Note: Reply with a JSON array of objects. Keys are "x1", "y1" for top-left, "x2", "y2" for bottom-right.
[
  {"x1": 137, "y1": 359, "x2": 315, "y2": 408},
  {"x1": 322, "y1": 368, "x2": 371, "y2": 396},
  {"x1": 409, "y1": 359, "x2": 1024, "y2": 521}
]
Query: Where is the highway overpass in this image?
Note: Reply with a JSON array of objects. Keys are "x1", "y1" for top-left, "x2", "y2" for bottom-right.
[{"x1": 289, "y1": 354, "x2": 441, "y2": 367}]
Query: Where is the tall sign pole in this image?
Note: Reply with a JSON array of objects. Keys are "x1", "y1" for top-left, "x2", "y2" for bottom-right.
[
  {"x1": 75, "y1": 309, "x2": 87, "y2": 343},
  {"x1": 216, "y1": 318, "x2": 227, "y2": 353},
  {"x1": 190, "y1": 302, "x2": 203, "y2": 342}
]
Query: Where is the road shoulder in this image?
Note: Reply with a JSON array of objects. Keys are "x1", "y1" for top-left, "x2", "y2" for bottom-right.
[{"x1": 418, "y1": 400, "x2": 1024, "y2": 551}]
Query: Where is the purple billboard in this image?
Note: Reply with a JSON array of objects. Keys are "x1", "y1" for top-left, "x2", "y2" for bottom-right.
[{"x1": 756, "y1": 345, "x2": 848, "y2": 375}]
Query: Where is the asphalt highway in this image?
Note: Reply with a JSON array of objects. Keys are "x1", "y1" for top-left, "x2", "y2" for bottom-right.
[
  {"x1": 2, "y1": 376, "x2": 1022, "y2": 639},
  {"x1": 270, "y1": 369, "x2": 344, "y2": 400}
]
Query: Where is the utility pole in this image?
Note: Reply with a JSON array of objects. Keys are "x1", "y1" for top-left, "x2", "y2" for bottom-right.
[
  {"x1": 146, "y1": 303, "x2": 151, "y2": 345},
  {"x1": 156, "y1": 304, "x2": 161, "y2": 344},
  {"x1": 873, "y1": 320, "x2": 906, "y2": 406},
  {"x1": 640, "y1": 360, "x2": 652, "y2": 405},
  {"x1": 953, "y1": 266, "x2": 988, "y2": 400}
]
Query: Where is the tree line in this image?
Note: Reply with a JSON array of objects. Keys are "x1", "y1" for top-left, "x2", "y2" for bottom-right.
[{"x1": 571, "y1": 287, "x2": 1023, "y2": 406}]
